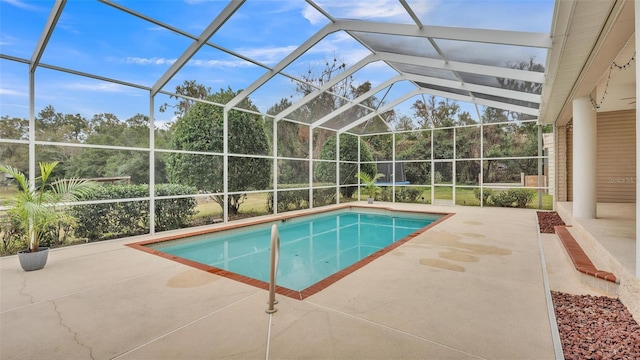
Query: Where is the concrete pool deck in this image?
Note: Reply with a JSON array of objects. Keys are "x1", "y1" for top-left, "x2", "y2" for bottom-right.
[{"x1": 0, "y1": 203, "x2": 603, "y2": 359}]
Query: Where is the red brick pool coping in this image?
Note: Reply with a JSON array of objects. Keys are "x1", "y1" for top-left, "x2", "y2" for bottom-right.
[
  {"x1": 554, "y1": 225, "x2": 618, "y2": 284},
  {"x1": 127, "y1": 205, "x2": 453, "y2": 300}
]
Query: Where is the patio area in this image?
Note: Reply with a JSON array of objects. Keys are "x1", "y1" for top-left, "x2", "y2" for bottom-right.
[{"x1": 0, "y1": 203, "x2": 608, "y2": 360}]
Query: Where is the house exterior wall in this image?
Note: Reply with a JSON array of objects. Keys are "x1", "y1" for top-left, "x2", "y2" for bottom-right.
[
  {"x1": 543, "y1": 133, "x2": 555, "y2": 198},
  {"x1": 562, "y1": 110, "x2": 636, "y2": 203},
  {"x1": 556, "y1": 126, "x2": 567, "y2": 202},
  {"x1": 596, "y1": 109, "x2": 636, "y2": 203}
]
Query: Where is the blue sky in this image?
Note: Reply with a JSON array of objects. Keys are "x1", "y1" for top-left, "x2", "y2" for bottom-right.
[{"x1": 0, "y1": 0, "x2": 554, "y2": 127}]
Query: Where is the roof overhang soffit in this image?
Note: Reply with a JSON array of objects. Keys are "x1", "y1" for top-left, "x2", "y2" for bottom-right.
[{"x1": 539, "y1": 0, "x2": 632, "y2": 125}]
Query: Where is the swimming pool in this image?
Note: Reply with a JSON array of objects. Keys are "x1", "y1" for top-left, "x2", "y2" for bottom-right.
[{"x1": 132, "y1": 206, "x2": 449, "y2": 299}]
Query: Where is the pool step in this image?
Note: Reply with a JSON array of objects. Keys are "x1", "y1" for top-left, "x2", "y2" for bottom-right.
[{"x1": 554, "y1": 225, "x2": 619, "y2": 295}]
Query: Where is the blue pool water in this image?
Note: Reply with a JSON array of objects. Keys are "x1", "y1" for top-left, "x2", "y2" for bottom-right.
[{"x1": 152, "y1": 209, "x2": 441, "y2": 291}]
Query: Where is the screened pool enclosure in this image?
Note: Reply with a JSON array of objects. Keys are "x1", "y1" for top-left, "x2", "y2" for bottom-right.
[{"x1": 0, "y1": 0, "x2": 553, "y2": 240}]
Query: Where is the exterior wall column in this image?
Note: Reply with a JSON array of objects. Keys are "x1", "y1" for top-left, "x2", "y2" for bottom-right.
[
  {"x1": 635, "y1": 0, "x2": 640, "y2": 278},
  {"x1": 572, "y1": 97, "x2": 597, "y2": 219}
]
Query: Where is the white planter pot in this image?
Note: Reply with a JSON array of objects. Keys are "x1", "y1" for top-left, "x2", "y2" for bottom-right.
[{"x1": 367, "y1": 198, "x2": 374, "y2": 204}]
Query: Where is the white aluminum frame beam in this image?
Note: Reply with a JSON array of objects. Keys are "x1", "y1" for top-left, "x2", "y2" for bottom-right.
[
  {"x1": 340, "y1": 85, "x2": 539, "y2": 135},
  {"x1": 225, "y1": 22, "x2": 339, "y2": 111},
  {"x1": 405, "y1": 73, "x2": 542, "y2": 104},
  {"x1": 379, "y1": 52, "x2": 545, "y2": 84},
  {"x1": 151, "y1": 0, "x2": 244, "y2": 96},
  {"x1": 338, "y1": 19, "x2": 551, "y2": 48},
  {"x1": 305, "y1": 0, "x2": 335, "y2": 22},
  {"x1": 399, "y1": 0, "x2": 423, "y2": 28},
  {"x1": 30, "y1": 0, "x2": 66, "y2": 73},
  {"x1": 1, "y1": 54, "x2": 151, "y2": 91},
  {"x1": 420, "y1": 88, "x2": 539, "y2": 116},
  {"x1": 311, "y1": 71, "x2": 539, "y2": 131},
  {"x1": 101, "y1": 0, "x2": 272, "y2": 73}
]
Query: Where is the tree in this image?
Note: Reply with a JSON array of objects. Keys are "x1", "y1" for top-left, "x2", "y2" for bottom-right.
[
  {"x1": 394, "y1": 115, "x2": 415, "y2": 132},
  {"x1": 0, "y1": 116, "x2": 29, "y2": 175},
  {"x1": 33, "y1": 106, "x2": 87, "y2": 166},
  {"x1": 63, "y1": 113, "x2": 158, "y2": 184},
  {"x1": 314, "y1": 134, "x2": 376, "y2": 198},
  {"x1": 412, "y1": 96, "x2": 460, "y2": 129},
  {"x1": 481, "y1": 57, "x2": 547, "y2": 181},
  {"x1": 160, "y1": 80, "x2": 211, "y2": 119},
  {"x1": 267, "y1": 98, "x2": 310, "y2": 184},
  {"x1": 290, "y1": 57, "x2": 375, "y2": 158},
  {"x1": 497, "y1": 57, "x2": 544, "y2": 121},
  {"x1": 167, "y1": 87, "x2": 271, "y2": 215}
]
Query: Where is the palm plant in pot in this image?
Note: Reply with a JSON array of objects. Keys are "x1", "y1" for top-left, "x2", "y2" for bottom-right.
[
  {"x1": 355, "y1": 171, "x2": 385, "y2": 204},
  {"x1": 0, "y1": 162, "x2": 97, "y2": 271}
]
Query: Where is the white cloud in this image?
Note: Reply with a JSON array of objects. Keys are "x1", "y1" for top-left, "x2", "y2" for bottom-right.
[
  {"x1": 183, "y1": 0, "x2": 216, "y2": 4},
  {"x1": 349, "y1": 0, "x2": 410, "y2": 19},
  {"x1": 304, "y1": 31, "x2": 371, "y2": 65},
  {"x1": 406, "y1": 1, "x2": 439, "y2": 20},
  {"x1": 188, "y1": 59, "x2": 253, "y2": 68},
  {"x1": 1, "y1": 0, "x2": 41, "y2": 11},
  {"x1": 62, "y1": 82, "x2": 127, "y2": 93},
  {"x1": 307, "y1": 0, "x2": 437, "y2": 23},
  {"x1": 0, "y1": 34, "x2": 17, "y2": 46},
  {"x1": 0, "y1": 88, "x2": 26, "y2": 96},
  {"x1": 235, "y1": 45, "x2": 298, "y2": 64},
  {"x1": 302, "y1": 4, "x2": 327, "y2": 25},
  {"x1": 125, "y1": 56, "x2": 254, "y2": 69},
  {"x1": 126, "y1": 57, "x2": 177, "y2": 66}
]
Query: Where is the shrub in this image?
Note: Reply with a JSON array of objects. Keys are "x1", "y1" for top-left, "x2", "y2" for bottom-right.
[
  {"x1": 71, "y1": 184, "x2": 197, "y2": 241},
  {"x1": 378, "y1": 187, "x2": 392, "y2": 202},
  {"x1": 266, "y1": 186, "x2": 309, "y2": 213},
  {"x1": 473, "y1": 188, "x2": 494, "y2": 205},
  {"x1": 154, "y1": 184, "x2": 198, "y2": 231},
  {"x1": 395, "y1": 188, "x2": 422, "y2": 203},
  {"x1": 490, "y1": 191, "x2": 516, "y2": 207},
  {"x1": 487, "y1": 189, "x2": 534, "y2": 208},
  {"x1": 266, "y1": 186, "x2": 340, "y2": 212},
  {"x1": 313, "y1": 188, "x2": 336, "y2": 207},
  {"x1": 511, "y1": 189, "x2": 535, "y2": 208},
  {"x1": 434, "y1": 171, "x2": 443, "y2": 184},
  {"x1": 0, "y1": 215, "x2": 23, "y2": 256}
]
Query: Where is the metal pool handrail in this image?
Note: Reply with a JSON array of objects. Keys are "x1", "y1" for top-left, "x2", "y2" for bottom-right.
[{"x1": 266, "y1": 224, "x2": 280, "y2": 314}]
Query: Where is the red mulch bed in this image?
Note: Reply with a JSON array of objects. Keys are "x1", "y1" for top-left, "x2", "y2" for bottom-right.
[
  {"x1": 538, "y1": 212, "x2": 640, "y2": 358},
  {"x1": 552, "y1": 292, "x2": 640, "y2": 359},
  {"x1": 537, "y1": 211, "x2": 566, "y2": 233}
]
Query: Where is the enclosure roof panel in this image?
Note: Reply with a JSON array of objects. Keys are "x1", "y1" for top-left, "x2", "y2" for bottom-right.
[{"x1": 0, "y1": 0, "x2": 555, "y2": 132}]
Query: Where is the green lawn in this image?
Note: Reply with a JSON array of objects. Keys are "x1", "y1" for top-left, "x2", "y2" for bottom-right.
[
  {"x1": 194, "y1": 193, "x2": 270, "y2": 219},
  {"x1": 0, "y1": 187, "x2": 16, "y2": 203},
  {"x1": 391, "y1": 186, "x2": 553, "y2": 210}
]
